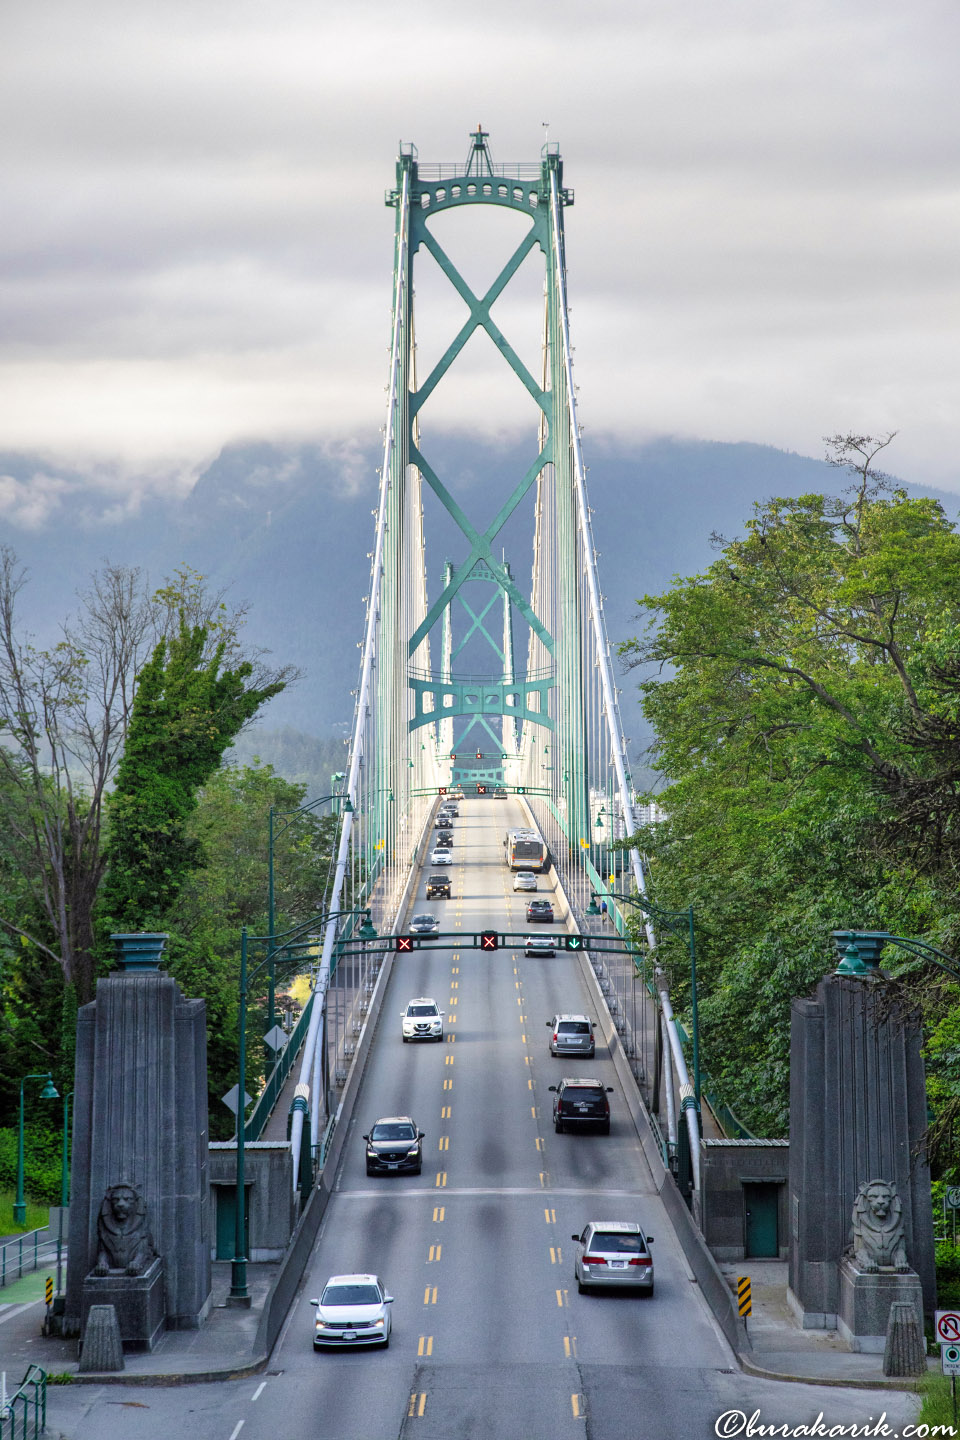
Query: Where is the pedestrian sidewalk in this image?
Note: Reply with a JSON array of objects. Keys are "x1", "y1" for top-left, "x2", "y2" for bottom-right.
[
  {"x1": 0, "y1": 1260, "x2": 280, "y2": 1385},
  {"x1": 721, "y1": 1260, "x2": 933, "y2": 1390}
]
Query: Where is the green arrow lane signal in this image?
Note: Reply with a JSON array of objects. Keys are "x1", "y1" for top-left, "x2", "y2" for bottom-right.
[{"x1": 565, "y1": 934, "x2": 585, "y2": 951}]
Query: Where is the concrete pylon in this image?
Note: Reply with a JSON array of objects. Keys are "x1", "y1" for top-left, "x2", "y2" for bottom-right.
[{"x1": 65, "y1": 934, "x2": 211, "y2": 1338}]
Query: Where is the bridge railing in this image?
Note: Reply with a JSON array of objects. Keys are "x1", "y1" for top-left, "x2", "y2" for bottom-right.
[
  {"x1": 0, "y1": 1366, "x2": 46, "y2": 1440},
  {"x1": 0, "y1": 1229, "x2": 55, "y2": 1289},
  {"x1": 244, "y1": 992, "x2": 315, "y2": 1142}
]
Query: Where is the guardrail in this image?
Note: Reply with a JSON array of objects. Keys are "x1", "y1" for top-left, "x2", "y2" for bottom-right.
[
  {"x1": 0, "y1": 1365, "x2": 46, "y2": 1440},
  {"x1": 245, "y1": 992, "x2": 315, "y2": 1142},
  {"x1": 0, "y1": 1230, "x2": 54, "y2": 1288}
]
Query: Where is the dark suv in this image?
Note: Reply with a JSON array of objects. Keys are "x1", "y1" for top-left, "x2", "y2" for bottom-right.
[
  {"x1": 363, "y1": 1116, "x2": 424, "y2": 1176},
  {"x1": 526, "y1": 899, "x2": 554, "y2": 922},
  {"x1": 548, "y1": 1078, "x2": 613, "y2": 1134},
  {"x1": 426, "y1": 873, "x2": 451, "y2": 899}
]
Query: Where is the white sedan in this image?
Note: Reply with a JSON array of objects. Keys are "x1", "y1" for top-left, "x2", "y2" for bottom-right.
[
  {"x1": 429, "y1": 849, "x2": 453, "y2": 866},
  {"x1": 311, "y1": 1273, "x2": 394, "y2": 1348},
  {"x1": 513, "y1": 870, "x2": 537, "y2": 891}
]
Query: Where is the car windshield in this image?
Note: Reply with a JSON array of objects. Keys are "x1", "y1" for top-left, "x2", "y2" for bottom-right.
[
  {"x1": 321, "y1": 1283, "x2": 381, "y2": 1307},
  {"x1": 371, "y1": 1123, "x2": 416, "y2": 1141},
  {"x1": 412, "y1": 916, "x2": 433, "y2": 925},
  {"x1": 408, "y1": 1004, "x2": 438, "y2": 1017},
  {"x1": 591, "y1": 1232, "x2": 644, "y2": 1253},
  {"x1": 559, "y1": 1022, "x2": 590, "y2": 1035}
]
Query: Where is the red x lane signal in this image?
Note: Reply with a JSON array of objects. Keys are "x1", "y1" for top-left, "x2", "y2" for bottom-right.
[
  {"x1": 480, "y1": 930, "x2": 499, "y2": 951},
  {"x1": 395, "y1": 935, "x2": 414, "y2": 953}
]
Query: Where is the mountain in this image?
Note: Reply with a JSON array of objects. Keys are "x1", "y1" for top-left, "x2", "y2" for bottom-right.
[{"x1": 3, "y1": 436, "x2": 956, "y2": 761}]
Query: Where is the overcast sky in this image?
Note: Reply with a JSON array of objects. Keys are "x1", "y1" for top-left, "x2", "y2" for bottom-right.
[{"x1": 1, "y1": 0, "x2": 957, "y2": 501}]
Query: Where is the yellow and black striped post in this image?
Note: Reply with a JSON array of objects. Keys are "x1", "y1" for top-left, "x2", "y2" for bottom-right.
[
  {"x1": 45, "y1": 1275, "x2": 53, "y2": 1306},
  {"x1": 737, "y1": 1276, "x2": 752, "y2": 1317}
]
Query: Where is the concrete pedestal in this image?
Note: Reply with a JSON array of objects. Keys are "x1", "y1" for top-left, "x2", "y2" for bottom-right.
[
  {"x1": 81, "y1": 1259, "x2": 165, "y2": 1353},
  {"x1": 837, "y1": 1257, "x2": 923, "y2": 1354},
  {"x1": 788, "y1": 973, "x2": 935, "y2": 1326},
  {"x1": 65, "y1": 939, "x2": 211, "y2": 1337}
]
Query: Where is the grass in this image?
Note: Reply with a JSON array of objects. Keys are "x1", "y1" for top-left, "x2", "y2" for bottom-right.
[
  {"x1": 916, "y1": 1373, "x2": 960, "y2": 1433},
  {"x1": 0, "y1": 1187, "x2": 51, "y2": 1237}
]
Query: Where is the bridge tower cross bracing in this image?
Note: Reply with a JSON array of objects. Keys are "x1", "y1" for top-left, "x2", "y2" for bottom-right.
[{"x1": 289, "y1": 130, "x2": 656, "y2": 1190}]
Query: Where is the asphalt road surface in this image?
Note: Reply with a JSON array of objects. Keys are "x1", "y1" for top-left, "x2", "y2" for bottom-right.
[{"x1": 47, "y1": 799, "x2": 921, "y2": 1440}]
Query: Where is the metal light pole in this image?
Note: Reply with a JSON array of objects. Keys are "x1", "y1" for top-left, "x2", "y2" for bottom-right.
[
  {"x1": 592, "y1": 889, "x2": 701, "y2": 1109},
  {"x1": 267, "y1": 793, "x2": 352, "y2": 1035},
  {"x1": 55, "y1": 1090, "x2": 73, "y2": 1297},
  {"x1": 227, "y1": 906, "x2": 377, "y2": 1306},
  {"x1": 14, "y1": 1073, "x2": 58, "y2": 1226}
]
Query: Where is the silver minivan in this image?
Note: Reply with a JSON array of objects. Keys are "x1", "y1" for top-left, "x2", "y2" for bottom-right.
[
  {"x1": 547, "y1": 1013, "x2": 596, "y2": 1058},
  {"x1": 572, "y1": 1221, "x2": 654, "y2": 1294}
]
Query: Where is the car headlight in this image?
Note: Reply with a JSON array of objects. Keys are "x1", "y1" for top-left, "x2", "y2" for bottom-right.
[
  {"x1": 315, "y1": 1320, "x2": 332, "y2": 1329},
  {"x1": 366, "y1": 1146, "x2": 376, "y2": 1156},
  {"x1": 371, "y1": 1318, "x2": 385, "y2": 1327},
  {"x1": 406, "y1": 1145, "x2": 420, "y2": 1156}
]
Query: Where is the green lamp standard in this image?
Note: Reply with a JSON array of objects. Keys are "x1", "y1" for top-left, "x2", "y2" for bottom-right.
[
  {"x1": 591, "y1": 890, "x2": 701, "y2": 1110},
  {"x1": 267, "y1": 792, "x2": 353, "y2": 1034},
  {"x1": 14, "y1": 1072, "x2": 59, "y2": 1226},
  {"x1": 831, "y1": 930, "x2": 960, "y2": 983},
  {"x1": 54, "y1": 1089, "x2": 74, "y2": 1297},
  {"x1": 228, "y1": 906, "x2": 377, "y2": 1306}
]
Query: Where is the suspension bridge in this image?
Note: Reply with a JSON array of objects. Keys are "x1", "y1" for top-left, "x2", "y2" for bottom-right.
[{"x1": 247, "y1": 129, "x2": 702, "y2": 1205}]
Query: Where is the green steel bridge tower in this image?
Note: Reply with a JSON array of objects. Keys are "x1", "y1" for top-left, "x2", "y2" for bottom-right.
[{"x1": 285, "y1": 131, "x2": 701, "y2": 1188}]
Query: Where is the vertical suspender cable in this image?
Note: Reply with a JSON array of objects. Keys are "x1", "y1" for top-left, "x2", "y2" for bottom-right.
[
  {"x1": 548, "y1": 170, "x2": 699, "y2": 1190},
  {"x1": 289, "y1": 164, "x2": 411, "y2": 1190}
]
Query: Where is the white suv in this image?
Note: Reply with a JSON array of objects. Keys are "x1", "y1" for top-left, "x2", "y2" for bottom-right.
[{"x1": 400, "y1": 997, "x2": 445, "y2": 1042}]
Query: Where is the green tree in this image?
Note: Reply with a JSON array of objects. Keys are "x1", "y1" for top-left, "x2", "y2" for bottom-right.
[
  {"x1": 96, "y1": 622, "x2": 285, "y2": 935},
  {"x1": 619, "y1": 436, "x2": 960, "y2": 1134},
  {"x1": 163, "y1": 764, "x2": 340, "y2": 1137}
]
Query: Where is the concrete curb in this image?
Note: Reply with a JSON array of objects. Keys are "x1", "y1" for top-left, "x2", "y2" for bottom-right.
[
  {"x1": 737, "y1": 1353, "x2": 925, "y2": 1392},
  {"x1": 59, "y1": 1356, "x2": 270, "y2": 1387}
]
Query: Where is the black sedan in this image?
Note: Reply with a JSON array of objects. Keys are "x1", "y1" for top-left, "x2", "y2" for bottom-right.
[
  {"x1": 363, "y1": 1116, "x2": 424, "y2": 1176},
  {"x1": 526, "y1": 899, "x2": 554, "y2": 923}
]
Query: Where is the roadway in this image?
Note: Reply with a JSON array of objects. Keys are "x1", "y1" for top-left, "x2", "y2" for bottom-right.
[{"x1": 46, "y1": 797, "x2": 921, "y2": 1439}]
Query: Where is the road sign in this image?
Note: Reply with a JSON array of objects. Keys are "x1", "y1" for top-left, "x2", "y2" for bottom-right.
[
  {"x1": 480, "y1": 930, "x2": 498, "y2": 951},
  {"x1": 565, "y1": 935, "x2": 586, "y2": 951},
  {"x1": 395, "y1": 935, "x2": 414, "y2": 953},
  {"x1": 936, "y1": 1311, "x2": 960, "y2": 1343},
  {"x1": 263, "y1": 1025, "x2": 288, "y2": 1054},
  {"x1": 737, "y1": 1276, "x2": 752, "y2": 1317},
  {"x1": 943, "y1": 1343, "x2": 960, "y2": 1375},
  {"x1": 45, "y1": 1276, "x2": 53, "y2": 1305},
  {"x1": 220, "y1": 1085, "x2": 252, "y2": 1116},
  {"x1": 947, "y1": 1187, "x2": 960, "y2": 1210}
]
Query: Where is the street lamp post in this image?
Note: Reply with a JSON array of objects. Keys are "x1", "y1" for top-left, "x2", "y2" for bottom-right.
[
  {"x1": 591, "y1": 889, "x2": 701, "y2": 1109},
  {"x1": 832, "y1": 930, "x2": 960, "y2": 983},
  {"x1": 228, "y1": 906, "x2": 376, "y2": 1306},
  {"x1": 55, "y1": 1090, "x2": 74, "y2": 1297},
  {"x1": 14, "y1": 1072, "x2": 59, "y2": 1226},
  {"x1": 267, "y1": 792, "x2": 352, "y2": 1034}
]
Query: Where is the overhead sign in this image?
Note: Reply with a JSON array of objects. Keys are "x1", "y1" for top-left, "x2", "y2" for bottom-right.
[
  {"x1": 943, "y1": 1343, "x2": 960, "y2": 1376},
  {"x1": 480, "y1": 930, "x2": 499, "y2": 951},
  {"x1": 395, "y1": 935, "x2": 414, "y2": 953},
  {"x1": 936, "y1": 1311, "x2": 960, "y2": 1344},
  {"x1": 565, "y1": 935, "x2": 586, "y2": 951}
]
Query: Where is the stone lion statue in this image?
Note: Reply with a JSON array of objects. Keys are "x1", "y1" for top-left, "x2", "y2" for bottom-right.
[
  {"x1": 92, "y1": 1184, "x2": 158, "y2": 1277},
  {"x1": 850, "y1": 1179, "x2": 910, "y2": 1273}
]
